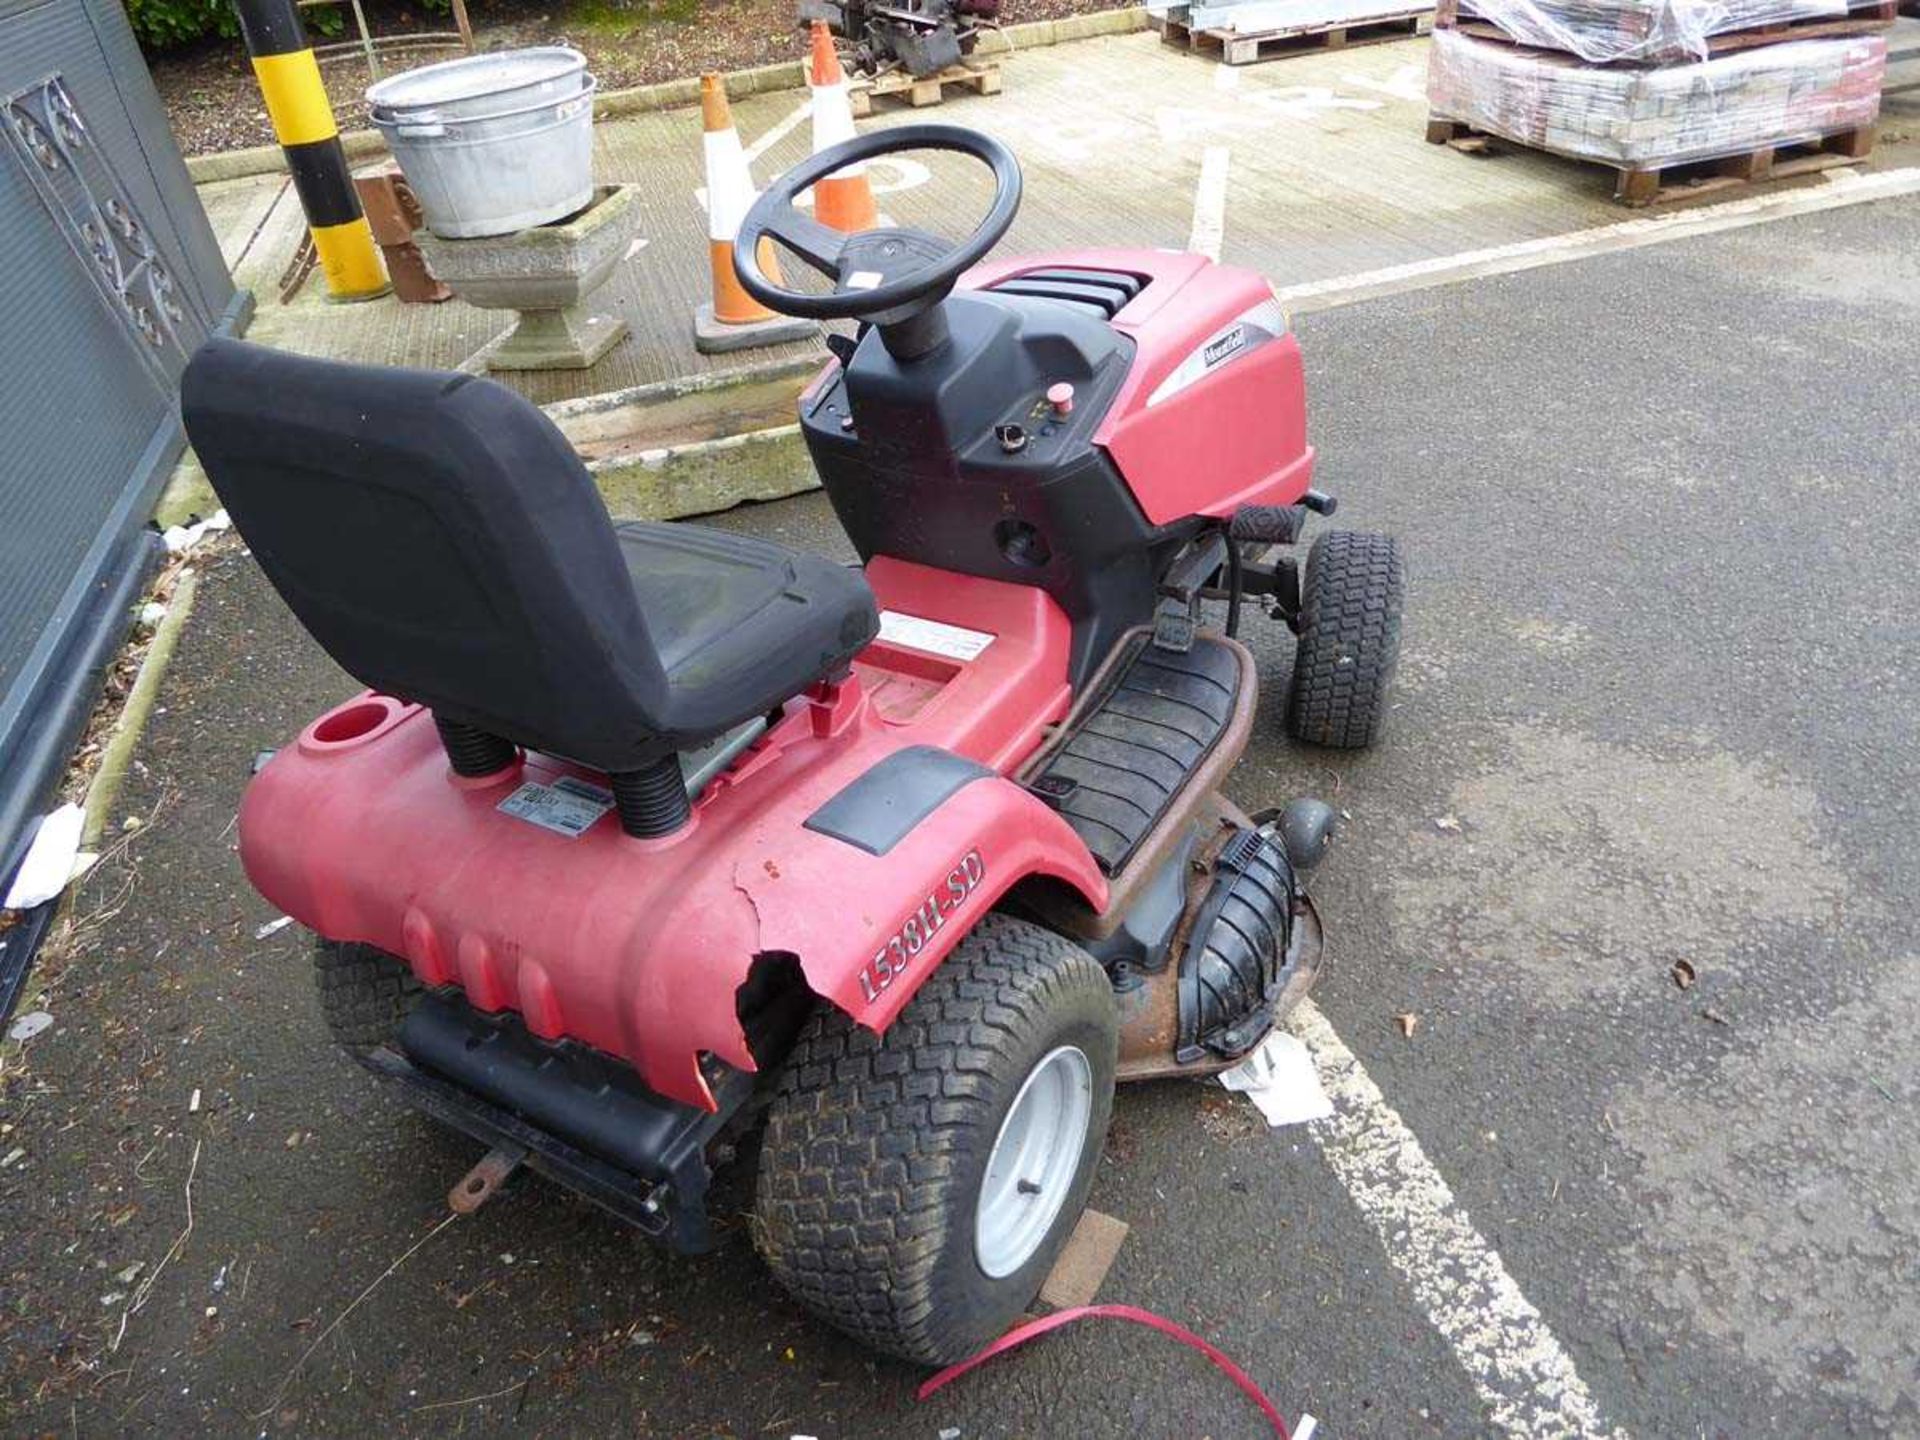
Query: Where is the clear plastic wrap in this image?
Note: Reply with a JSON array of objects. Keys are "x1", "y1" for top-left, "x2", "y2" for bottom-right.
[
  {"x1": 1427, "y1": 28, "x2": 1886, "y2": 167},
  {"x1": 1448, "y1": 0, "x2": 1866, "y2": 64}
]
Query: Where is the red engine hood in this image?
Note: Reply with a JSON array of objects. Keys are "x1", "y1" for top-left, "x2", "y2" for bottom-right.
[{"x1": 962, "y1": 247, "x2": 1315, "y2": 525}]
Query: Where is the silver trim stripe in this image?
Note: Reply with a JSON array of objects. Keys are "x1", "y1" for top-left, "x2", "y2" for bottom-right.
[{"x1": 1145, "y1": 295, "x2": 1289, "y2": 407}]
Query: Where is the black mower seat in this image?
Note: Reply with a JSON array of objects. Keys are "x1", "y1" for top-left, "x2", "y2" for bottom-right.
[
  {"x1": 611, "y1": 520, "x2": 871, "y2": 692},
  {"x1": 180, "y1": 340, "x2": 877, "y2": 798}
]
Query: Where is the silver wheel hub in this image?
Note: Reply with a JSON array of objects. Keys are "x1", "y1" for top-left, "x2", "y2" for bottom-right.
[{"x1": 974, "y1": 1044, "x2": 1094, "y2": 1279}]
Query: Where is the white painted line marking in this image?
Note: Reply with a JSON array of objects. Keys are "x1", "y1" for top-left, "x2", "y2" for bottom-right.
[
  {"x1": 1288, "y1": 1000, "x2": 1628, "y2": 1438},
  {"x1": 1340, "y1": 61, "x2": 1426, "y2": 103},
  {"x1": 743, "y1": 98, "x2": 814, "y2": 169},
  {"x1": 1274, "y1": 165, "x2": 1920, "y2": 313},
  {"x1": 1189, "y1": 145, "x2": 1231, "y2": 262}
]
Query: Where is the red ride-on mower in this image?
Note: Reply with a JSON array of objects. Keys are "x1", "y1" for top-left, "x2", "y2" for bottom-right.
[{"x1": 181, "y1": 125, "x2": 1403, "y2": 1364}]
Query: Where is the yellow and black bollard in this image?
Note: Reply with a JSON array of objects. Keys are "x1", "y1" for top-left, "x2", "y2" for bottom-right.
[{"x1": 233, "y1": 0, "x2": 389, "y2": 301}]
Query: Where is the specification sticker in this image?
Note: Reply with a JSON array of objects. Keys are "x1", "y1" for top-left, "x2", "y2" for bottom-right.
[
  {"x1": 497, "y1": 775, "x2": 615, "y2": 838},
  {"x1": 877, "y1": 610, "x2": 996, "y2": 662}
]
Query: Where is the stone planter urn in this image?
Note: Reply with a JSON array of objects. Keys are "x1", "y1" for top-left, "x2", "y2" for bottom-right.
[{"x1": 418, "y1": 183, "x2": 638, "y2": 371}]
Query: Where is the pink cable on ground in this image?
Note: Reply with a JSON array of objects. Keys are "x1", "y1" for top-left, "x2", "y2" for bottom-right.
[{"x1": 916, "y1": 1303, "x2": 1293, "y2": 1438}]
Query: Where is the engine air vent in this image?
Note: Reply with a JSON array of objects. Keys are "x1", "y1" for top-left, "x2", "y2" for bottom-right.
[{"x1": 987, "y1": 267, "x2": 1148, "y2": 320}]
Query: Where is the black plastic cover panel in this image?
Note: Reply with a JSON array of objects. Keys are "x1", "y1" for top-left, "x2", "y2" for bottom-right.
[
  {"x1": 1179, "y1": 828, "x2": 1297, "y2": 1062},
  {"x1": 804, "y1": 745, "x2": 993, "y2": 855},
  {"x1": 800, "y1": 291, "x2": 1197, "y2": 689}
]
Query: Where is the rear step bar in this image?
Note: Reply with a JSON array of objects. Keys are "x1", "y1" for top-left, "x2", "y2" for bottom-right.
[{"x1": 361, "y1": 992, "x2": 752, "y2": 1252}]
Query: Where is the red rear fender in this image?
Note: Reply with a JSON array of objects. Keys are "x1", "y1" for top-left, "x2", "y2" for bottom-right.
[
  {"x1": 736, "y1": 772, "x2": 1107, "y2": 1033},
  {"x1": 237, "y1": 561, "x2": 1103, "y2": 1111}
]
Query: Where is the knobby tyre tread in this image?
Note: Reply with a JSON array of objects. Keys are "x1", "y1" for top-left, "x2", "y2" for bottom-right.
[
  {"x1": 754, "y1": 913, "x2": 1117, "y2": 1364},
  {"x1": 1286, "y1": 529, "x2": 1405, "y2": 749},
  {"x1": 314, "y1": 937, "x2": 422, "y2": 1052}
]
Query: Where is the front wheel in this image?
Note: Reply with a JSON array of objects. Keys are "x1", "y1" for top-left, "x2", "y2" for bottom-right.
[
  {"x1": 1286, "y1": 529, "x2": 1405, "y2": 749},
  {"x1": 753, "y1": 914, "x2": 1117, "y2": 1364}
]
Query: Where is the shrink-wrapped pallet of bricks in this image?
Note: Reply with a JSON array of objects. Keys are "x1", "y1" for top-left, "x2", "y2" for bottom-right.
[
  {"x1": 1439, "y1": 0, "x2": 1891, "y2": 63},
  {"x1": 1428, "y1": 29, "x2": 1886, "y2": 166},
  {"x1": 1424, "y1": 0, "x2": 1890, "y2": 204}
]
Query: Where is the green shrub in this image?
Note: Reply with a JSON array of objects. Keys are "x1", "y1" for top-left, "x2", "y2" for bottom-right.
[
  {"x1": 125, "y1": 0, "x2": 239, "y2": 49},
  {"x1": 126, "y1": 0, "x2": 400, "y2": 52}
]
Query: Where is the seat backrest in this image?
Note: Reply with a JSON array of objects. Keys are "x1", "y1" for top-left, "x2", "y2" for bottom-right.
[{"x1": 181, "y1": 339, "x2": 671, "y2": 772}]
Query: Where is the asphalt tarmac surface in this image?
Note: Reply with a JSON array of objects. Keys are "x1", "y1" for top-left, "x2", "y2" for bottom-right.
[{"x1": 4, "y1": 195, "x2": 1917, "y2": 1438}]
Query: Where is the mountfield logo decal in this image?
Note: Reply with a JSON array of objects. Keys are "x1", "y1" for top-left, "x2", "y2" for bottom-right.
[
  {"x1": 1203, "y1": 325, "x2": 1247, "y2": 368},
  {"x1": 1146, "y1": 298, "x2": 1290, "y2": 408}
]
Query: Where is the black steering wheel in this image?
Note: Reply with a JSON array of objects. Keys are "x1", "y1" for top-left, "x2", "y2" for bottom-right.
[{"x1": 733, "y1": 123, "x2": 1022, "y2": 329}]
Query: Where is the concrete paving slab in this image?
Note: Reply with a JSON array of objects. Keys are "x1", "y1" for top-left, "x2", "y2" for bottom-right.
[
  {"x1": 196, "y1": 171, "x2": 287, "y2": 273},
  {"x1": 196, "y1": 27, "x2": 1920, "y2": 413}
]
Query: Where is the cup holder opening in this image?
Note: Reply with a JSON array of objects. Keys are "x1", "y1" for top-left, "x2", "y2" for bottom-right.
[{"x1": 312, "y1": 700, "x2": 393, "y2": 745}]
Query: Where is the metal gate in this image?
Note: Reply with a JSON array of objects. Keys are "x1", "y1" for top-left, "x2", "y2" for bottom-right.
[{"x1": 0, "y1": 0, "x2": 248, "y2": 906}]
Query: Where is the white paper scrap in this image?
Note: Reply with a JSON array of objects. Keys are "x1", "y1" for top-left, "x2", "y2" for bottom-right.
[
  {"x1": 4, "y1": 804, "x2": 87, "y2": 911},
  {"x1": 8, "y1": 1011, "x2": 53, "y2": 1043},
  {"x1": 1217, "y1": 1030, "x2": 1332, "y2": 1127},
  {"x1": 160, "y1": 510, "x2": 229, "y2": 554}
]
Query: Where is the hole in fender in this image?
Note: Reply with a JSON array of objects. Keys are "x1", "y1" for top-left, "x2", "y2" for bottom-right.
[
  {"x1": 735, "y1": 952, "x2": 818, "y2": 1069},
  {"x1": 994, "y1": 518, "x2": 1052, "y2": 569}
]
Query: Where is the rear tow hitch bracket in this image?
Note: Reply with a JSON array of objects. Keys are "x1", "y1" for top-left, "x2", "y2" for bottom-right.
[{"x1": 449, "y1": 1143, "x2": 527, "y2": 1215}]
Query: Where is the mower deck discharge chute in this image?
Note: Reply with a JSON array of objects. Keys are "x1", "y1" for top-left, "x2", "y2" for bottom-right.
[{"x1": 182, "y1": 123, "x2": 1404, "y2": 1364}]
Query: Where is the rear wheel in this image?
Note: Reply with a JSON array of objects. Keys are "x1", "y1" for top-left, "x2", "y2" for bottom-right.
[
  {"x1": 313, "y1": 938, "x2": 421, "y2": 1053},
  {"x1": 1286, "y1": 529, "x2": 1405, "y2": 749},
  {"x1": 754, "y1": 914, "x2": 1117, "y2": 1364}
]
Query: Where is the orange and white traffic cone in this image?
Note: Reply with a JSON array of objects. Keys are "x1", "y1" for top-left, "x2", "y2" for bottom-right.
[
  {"x1": 693, "y1": 73, "x2": 818, "y2": 353},
  {"x1": 807, "y1": 22, "x2": 878, "y2": 234}
]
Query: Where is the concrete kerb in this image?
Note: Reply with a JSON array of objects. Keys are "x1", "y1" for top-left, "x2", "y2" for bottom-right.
[
  {"x1": 156, "y1": 357, "x2": 824, "y2": 535},
  {"x1": 181, "y1": 8, "x2": 1151, "y2": 184},
  {"x1": 80, "y1": 571, "x2": 200, "y2": 851},
  {"x1": 585, "y1": 422, "x2": 815, "y2": 520}
]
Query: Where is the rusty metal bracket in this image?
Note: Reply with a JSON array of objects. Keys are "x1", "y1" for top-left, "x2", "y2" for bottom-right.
[
  {"x1": 449, "y1": 1142, "x2": 527, "y2": 1215},
  {"x1": 277, "y1": 231, "x2": 318, "y2": 305}
]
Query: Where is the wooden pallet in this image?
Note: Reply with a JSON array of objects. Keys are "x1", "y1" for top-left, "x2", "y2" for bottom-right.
[
  {"x1": 1425, "y1": 116, "x2": 1876, "y2": 205},
  {"x1": 848, "y1": 58, "x2": 1001, "y2": 118},
  {"x1": 1154, "y1": 7, "x2": 1433, "y2": 64},
  {"x1": 1434, "y1": 0, "x2": 1894, "y2": 58}
]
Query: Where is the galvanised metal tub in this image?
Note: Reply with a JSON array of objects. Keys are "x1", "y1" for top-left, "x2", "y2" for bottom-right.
[{"x1": 367, "y1": 49, "x2": 596, "y2": 238}]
